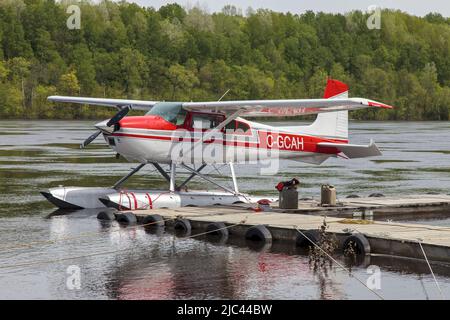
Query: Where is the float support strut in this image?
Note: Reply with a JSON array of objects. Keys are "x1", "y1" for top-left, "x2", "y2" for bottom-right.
[
  {"x1": 112, "y1": 163, "x2": 146, "y2": 189},
  {"x1": 169, "y1": 162, "x2": 176, "y2": 192},
  {"x1": 229, "y1": 162, "x2": 239, "y2": 194},
  {"x1": 180, "y1": 163, "x2": 237, "y2": 195},
  {"x1": 151, "y1": 162, "x2": 171, "y2": 182},
  {"x1": 178, "y1": 163, "x2": 207, "y2": 189}
]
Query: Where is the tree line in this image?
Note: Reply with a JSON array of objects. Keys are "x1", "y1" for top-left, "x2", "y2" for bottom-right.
[{"x1": 0, "y1": 0, "x2": 449, "y2": 120}]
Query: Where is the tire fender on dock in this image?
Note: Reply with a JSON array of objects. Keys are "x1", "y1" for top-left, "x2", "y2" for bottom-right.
[
  {"x1": 206, "y1": 222, "x2": 229, "y2": 237},
  {"x1": 142, "y1": 214, "x2": 165, "y2": 227},
  {"x1": 116, "y1": 212, "x2": 137, "y2": 225},
  {"x1": 174, "y1": 218, "x2": 192, "y2": 233},
  {"x1": 296, "y1": 229, "x2": 319, "y2": 248},
  {"x1": 96, "y1": 209, "x2": 117, "y2": 221},
  {"x1": 343, "y1": 233, "x2": 371, "y2": 255},
  {"x1": 245, "y1": 225, "x2": 272, "y2": 242},
  {"x1": 369, "y1": 193, "x2": 384, "y2": 198}
]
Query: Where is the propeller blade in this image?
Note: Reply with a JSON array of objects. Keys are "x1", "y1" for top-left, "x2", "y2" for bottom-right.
[
  {"x1": 80, "y1": 130, "x2": 102, "y2": 149},
  {"x1": 106, "y1": 105, "x2": 131, "y2": 127}
]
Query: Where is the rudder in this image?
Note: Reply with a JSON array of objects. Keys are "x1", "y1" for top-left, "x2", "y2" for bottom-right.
[{"x1": 302, "y1": 79, "x2": 349, "y2": 140}]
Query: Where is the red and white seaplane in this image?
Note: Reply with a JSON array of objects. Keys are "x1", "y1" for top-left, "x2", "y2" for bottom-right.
[{"x1": 41, "y1": 79, "x2": 392, "y2": 210}]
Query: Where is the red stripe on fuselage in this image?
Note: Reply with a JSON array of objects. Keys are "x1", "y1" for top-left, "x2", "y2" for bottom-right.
[{"x1": 111, "y1": 131, "x2": 347, "y2": 154}]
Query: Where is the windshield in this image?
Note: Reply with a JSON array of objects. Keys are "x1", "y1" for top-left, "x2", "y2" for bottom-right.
[{"x1": 146, "y1": 102, "x2": 187, "y2": 126}]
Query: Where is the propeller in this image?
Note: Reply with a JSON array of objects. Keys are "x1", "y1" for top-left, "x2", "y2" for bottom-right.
[
  {"x1": 80, "y1": 130, "x2": 102, "y2": 149},
  {"x1": 107, "y1": 105, "x2": 131, "y2": 127},
  {"x1": 80, "y1": 105, "x2": 131, "y2": 149}
]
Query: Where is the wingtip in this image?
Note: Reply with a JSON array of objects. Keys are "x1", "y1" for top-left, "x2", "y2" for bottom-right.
[{"x1": 367, "y1": 101, "x2": 394, "y2": 109}]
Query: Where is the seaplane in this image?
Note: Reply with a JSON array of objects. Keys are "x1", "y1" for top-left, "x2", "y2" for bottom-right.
[{"x1": 41, "y1": 79, "x2": 393, "y2": 210}]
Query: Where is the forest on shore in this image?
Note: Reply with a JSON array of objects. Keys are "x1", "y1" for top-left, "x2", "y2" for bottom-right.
[{"x1": 0, "y1": 0, "x2": 450, "y2": 120}]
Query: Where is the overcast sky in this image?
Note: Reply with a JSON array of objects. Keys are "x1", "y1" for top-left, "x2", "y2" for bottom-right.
[{"x1": 120, "y1": 0, "x2": 449, "y2": 17}]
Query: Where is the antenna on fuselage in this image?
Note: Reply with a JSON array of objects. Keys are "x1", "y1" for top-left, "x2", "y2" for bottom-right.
[
  {"x1": 218, "y1": 89, "x2": 231, "y2": 102},
  {"x1": 216, "y1": 89, "x2": 230, "y2": 113}
]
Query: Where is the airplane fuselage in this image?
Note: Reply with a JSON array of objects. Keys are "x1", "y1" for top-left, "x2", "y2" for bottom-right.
[{"x1": 100, "y1": 114, "x2": 344, "y2": 165}]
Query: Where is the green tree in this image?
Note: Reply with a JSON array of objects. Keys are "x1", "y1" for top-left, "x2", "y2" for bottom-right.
[
  {"x1": 0, "y1": 2, "x2": 449, "y2": 120},
  {"x1": 71, "y1": 44, "x2": 96, "y2": 94},
  {"x1": 32, "y1": 84, "x2": 56, "y2": 119},
  {"x1": 58, "y1": 70, "x2": 80, "y2": 95},
  {"x1": 7, "y1": 57, "x2": 30, "y2": 109},
  {"x1": 118, "y1": 48, "x2": 148, "y2": 98},
  {"x1": 166, "y1": 63, "x2": 199, "y2": 100},
  {"x1": 159, "y1": 3, "x2": 186, "y2": 21}
]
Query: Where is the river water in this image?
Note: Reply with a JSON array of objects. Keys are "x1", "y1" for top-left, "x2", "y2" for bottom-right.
[{"x1": 0, "y1": 120, "x2": 449, "y2": 299}]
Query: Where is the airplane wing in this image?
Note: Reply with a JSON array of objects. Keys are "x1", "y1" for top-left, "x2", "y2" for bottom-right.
[
  {"x1": 48, "y1": 96, "x2": 392, "y2": 116},
  {"x1": 182, "y1": 98, "x2": 392, "y2": 117},
  {"x1": 47, "y1": 96, "x2": 158, "y2": 111},
  {"x1": 317, "y1": 140, "x2": 382, "y2": 159}
]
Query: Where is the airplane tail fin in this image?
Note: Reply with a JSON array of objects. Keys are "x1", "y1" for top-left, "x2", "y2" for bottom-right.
[{"x1": 302, "y1": 79, "x2": 349, "y2": 141}]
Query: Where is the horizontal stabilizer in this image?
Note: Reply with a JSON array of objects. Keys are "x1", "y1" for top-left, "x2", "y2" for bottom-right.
[{"x1": 317, "y1": 140, "x2": 382, "y2": 159}]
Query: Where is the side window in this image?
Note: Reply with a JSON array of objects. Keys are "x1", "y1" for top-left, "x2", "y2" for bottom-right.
[
  {"x1": 191, "y1": 113, "x2": 225, "y2": 130},
  {"x1": 236, "y1": 121, "x2": 250, "y2": 133},
  {"x1": 192, "y1": 115, "x2": 211, "y2": 130},
  {"x1": 225, "y1": 121, "x2": 236, "y2": 132},
  {"x1": 224, "y1": 120, "x2": 250, "y2": 135}
]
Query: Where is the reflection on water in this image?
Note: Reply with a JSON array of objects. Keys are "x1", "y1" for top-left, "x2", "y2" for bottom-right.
[
  {"x1": 0, "y1": 120, "x2": 450, "y2": 299},
  {"x1": 1, "y1": 208, "x2": 450, "y2": 299}
]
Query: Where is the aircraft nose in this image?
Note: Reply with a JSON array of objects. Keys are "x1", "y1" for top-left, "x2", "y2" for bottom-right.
[{"x1": 94, "y1": 119, "x2": 113, "y2": 133}]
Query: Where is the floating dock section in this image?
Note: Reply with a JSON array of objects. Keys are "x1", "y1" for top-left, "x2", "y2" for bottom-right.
[{"x1": 118, "y1": 194, "x2": 450, "y2": 264}]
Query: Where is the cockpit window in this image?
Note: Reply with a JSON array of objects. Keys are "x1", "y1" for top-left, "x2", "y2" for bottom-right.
[{"x1": 146, "y1": 102, "x2": 187, "y2": 126}]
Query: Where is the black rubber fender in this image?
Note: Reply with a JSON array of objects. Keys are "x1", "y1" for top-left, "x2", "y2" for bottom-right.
[
  {"x1": 296, "y1": 229, "x2": 319, "y2": 248},
  {"x1": 369, "y1": 193, "x2": 384, "y2": 198},
  {"x1": 96, "y1": 209, "x2": 116, "y2": 221},
  {"x1": 206, "y1": 222, "x2": 229, "y2": 237},
  {"x1": 245, "y1": 225, "x2": 272, "y2": 242},
  {"x1": 142, "y1": 214, "x2": 165, "y2": 227},
  {"x1": 115, "y1": 212, "x2": 137, "y2": 225},
  {"x1": 174, "y1": 218, "x2": 192, "y2": 233},
  {"x1": 343, "y1": 233, "x2": 371, "y2": 256}
]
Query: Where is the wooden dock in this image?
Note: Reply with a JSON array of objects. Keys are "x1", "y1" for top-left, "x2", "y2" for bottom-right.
[{"x1": 124, "y1": 195, "x2": 450, "y2": 264}]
